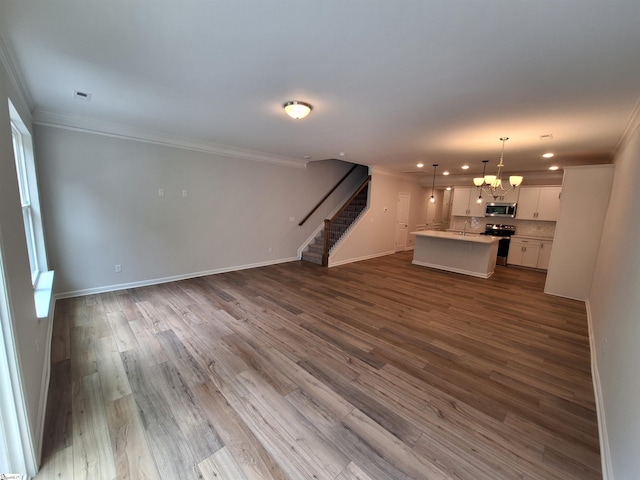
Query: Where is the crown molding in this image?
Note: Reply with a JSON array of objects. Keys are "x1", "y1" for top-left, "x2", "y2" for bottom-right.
[
  {"x1": 419, "y1": 170, "x2": 564, "y2": 188},
  {"x1": 32, "y1": 108, "x2": 307, "y2": 169},
  {"x1": 371, "y1": 166, "x2": 421, "y2": 181},
  {"x1": 612, "y1": 94, "x2": 640, "y2": 161},
  {"x1": 0, "y1": 28, "x2": 34, "y2": 119}
]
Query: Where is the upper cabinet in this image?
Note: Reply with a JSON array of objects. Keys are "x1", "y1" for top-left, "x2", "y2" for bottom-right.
[
  {"x1": 516, "y1": 186, "x2": 562, "y2": 221},
  {"x1": 451, "y1": 187, "x2": 485, "y2": 217}
]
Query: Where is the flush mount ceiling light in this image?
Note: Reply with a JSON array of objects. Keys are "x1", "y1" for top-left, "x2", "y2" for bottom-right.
[
  {"x1": 472, "y1": 137, "x2": 523, "y2": 200},
  {"x1": 283, "y1": 101, "x2": 312, "y2": 119}
]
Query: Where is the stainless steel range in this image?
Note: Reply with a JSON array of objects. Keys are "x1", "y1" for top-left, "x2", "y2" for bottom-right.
[{"x1": 481, "y1": 223, "x2": 515, "y2": 266}]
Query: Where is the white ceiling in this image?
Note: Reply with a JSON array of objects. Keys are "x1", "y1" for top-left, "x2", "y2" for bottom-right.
[{"x1": 2, "y1": 1, "x2": 640, "y2": 185}]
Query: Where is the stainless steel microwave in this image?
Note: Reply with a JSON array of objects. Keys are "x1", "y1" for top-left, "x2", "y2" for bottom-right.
[{"x1": 485, "y1": 202, "x2": 517, "y2": 217}]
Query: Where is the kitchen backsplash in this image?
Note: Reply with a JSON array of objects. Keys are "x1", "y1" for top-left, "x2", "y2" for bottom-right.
[{"x1": 449, "y1": 217, "x2": 556, "y2": 238}]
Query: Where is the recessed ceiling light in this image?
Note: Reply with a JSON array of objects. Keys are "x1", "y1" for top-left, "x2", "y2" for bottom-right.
[
  {"x1": 442, "y1": 171, "x2": 450, "y2": 176},
  {"x1": 338, "y1": 152, "x2": 346, "y2": 157},
  {"x1": 446, "y1": 187, "x2": 452, "y2": 191},
  {"x1": 304, "y1": 155, "x2": 312, "y2": 159},
  {"x1": 542, "y1": 153, "x2": 554, "y2": 158},
  {"x1": 416, "y1": 163, "x2": 424, "y2": 168},
  {"x1": 549, "y1": 165, "x2": 559, "y2": 171},
  {"x1": 461, "y1": 165, "x2": 470, "y2": 170}
]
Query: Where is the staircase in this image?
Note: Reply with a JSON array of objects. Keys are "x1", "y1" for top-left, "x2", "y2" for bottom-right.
[
  {"x1": 301, "y1": 231, "x2": 326, "y2": 265},
  {"x1": 302, "y1": 179, "x2": 369, "y2": 265}
]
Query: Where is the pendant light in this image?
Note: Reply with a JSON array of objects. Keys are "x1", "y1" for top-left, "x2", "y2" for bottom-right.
[
  {"x1": 429, "y1": 164, "x2": 438, "y2": 204},
  {"x1": 474, "y1": 160, "x2": 488, "y2": 204}
]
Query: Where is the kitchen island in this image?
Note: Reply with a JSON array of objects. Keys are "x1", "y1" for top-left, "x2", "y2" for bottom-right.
[{"x1": 411, "y1": 230, "x2": 500, "y2": 278}]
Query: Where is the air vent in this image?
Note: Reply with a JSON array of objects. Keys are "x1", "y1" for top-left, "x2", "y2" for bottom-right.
[
  {"x1": 539, "y1": 133, "x2": 553, "y2": 140},
  {"x1": 73, "y1": 90, "x2": 92, "y2": 101}
]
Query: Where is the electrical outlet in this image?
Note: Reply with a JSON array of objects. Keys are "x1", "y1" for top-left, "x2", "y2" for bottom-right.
[
  {"x1": 115, "y1": 264, "x2": 122, "y2": 273},
  {"x1": 602, "y1": 338, "x2": 607, "y2": 353},
  {"x1": 158, "y1": 188, "x2": 165, "y2": 197},
  {"x1": 268, "y1": 247, "x2": 272, "y2": 254},
  {"x1": 182, "y1": 189, "x2": 188, "y2": 197}
]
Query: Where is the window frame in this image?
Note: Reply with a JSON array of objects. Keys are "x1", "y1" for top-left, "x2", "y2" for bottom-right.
[
  {"x1": 11, "y1": 122, "x2": 40, "y2": 285},
  {"x1": 11, "y1": 120, "x2": 40, "y2": 287}
]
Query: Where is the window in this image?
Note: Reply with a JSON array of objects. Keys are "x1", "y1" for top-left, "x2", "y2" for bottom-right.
[
  {"x1": 8, "y1": 100, "x2": 53, "y2": 319},
  {"x1": 11, "y1": 123, "x2": 39, "y2": 284}
]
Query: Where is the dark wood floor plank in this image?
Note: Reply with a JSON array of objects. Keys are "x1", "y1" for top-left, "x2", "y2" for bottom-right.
[
  {"x1": 106, "y1": 394, "x2": 161, "y2": 480},
  {"x1": 71, "y1": 373, "x2": 117, "y2": 480},
  {"x1": 41, "y1": 359, "x2": 72, "y2": 459},
  {"x1": 36, "y1": 252, "x2": 601, "y2": 480},
  {"x1": 155, "y1": 360, "x2": 224, "y2": 462},
  {"x1": 193, "y1": 380, "x2": 290, "y2": 480},
  {"x1": 236, "y1": 369, "x2": 351, "y2": 479},
  {"x1": 155, "y1": 328, "x2": 210, "y2": 387},
  {"x1": 120, "y1": 349, "x2": 202, "y2": 480}
]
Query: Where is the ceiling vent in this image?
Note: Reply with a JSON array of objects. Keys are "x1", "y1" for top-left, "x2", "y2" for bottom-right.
[
  {"x1": 539, "y1": 133, "x2": 553, "y2": 140},
  {"x1": 73, "y1": 90, "x2": 92, "y2": 101}
]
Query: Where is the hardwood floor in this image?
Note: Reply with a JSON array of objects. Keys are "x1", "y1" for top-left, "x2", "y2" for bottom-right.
[{"x1": 36, "y1": 251, "x2": 601, "y2": 479}]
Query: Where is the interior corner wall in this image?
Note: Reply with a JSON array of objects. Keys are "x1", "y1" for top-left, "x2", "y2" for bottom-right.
[
  {"x1": 588, "y1": 121, "x2": 640, "y2": 479},
  {"x1": 329, "y1": 169, "x2": 428, "y2": 265},
  {"x1": 0, "y1": 61, "x2": 45, "y2": 474},
  {"x1": 33, "y1": 125, "x2": 359, "y2": 296}
]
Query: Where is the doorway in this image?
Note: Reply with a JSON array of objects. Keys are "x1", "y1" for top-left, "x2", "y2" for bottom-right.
[{"x1": 395, "y1": 192, "x2": 411, "y2": 251}]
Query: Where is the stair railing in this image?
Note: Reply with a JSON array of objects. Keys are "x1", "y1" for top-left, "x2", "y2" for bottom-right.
[
  {"x1": 322, "y1": 175, "x2": 371, "y2": 266},
  {"x1": 298, "y1": 164, "x2": 359, "y2": 226}
]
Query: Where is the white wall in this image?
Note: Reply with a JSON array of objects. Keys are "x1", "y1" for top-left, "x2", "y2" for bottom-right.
[
  {"x1": 330, "y1": 168, "x2": 428, "y2": 265},
  {"x1": 545, "y1": 165, "x2": 614, "y2": 300},
  {"x1": 588, "y1": 118, "x2": 640, "y2": 479},
  {"x1": 0, "y1": 56, "x2": 47, "y2": 474},
  {"x1": 34, "y1": 125, "x2": 364, "y2": 296}
]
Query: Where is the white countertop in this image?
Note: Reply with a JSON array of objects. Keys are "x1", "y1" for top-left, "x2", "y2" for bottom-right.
[
  {"x1": 411, "y1": 230, "x2": 499, "y2": 244},
  {"x1": 510, "y1": 234, "x2": 554, "y2": 241},
  {"x1": 445, "y1": 228, "x2": 484, "y2": 235}
]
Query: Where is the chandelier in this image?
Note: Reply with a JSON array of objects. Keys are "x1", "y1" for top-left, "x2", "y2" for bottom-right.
[{"x1": 472, "y1": 137, "x2": 523, "y2": 202}]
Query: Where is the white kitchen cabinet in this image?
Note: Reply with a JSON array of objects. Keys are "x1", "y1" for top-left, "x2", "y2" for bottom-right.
[
  {"x1": 508, "y1": 236, "x2": 553, "y2": 270},
  {"x1": 451, "y1": 187, "x2": 485, "y2": 217},
  {"x1": 516, "y1": 186, "x2": 561, "y2": 221},
  {"x1": 508, "y1": 237, "x2": 541, "y2": 268},
  {"x1": 537, "y1": 240, "x2": 553, "y2": 270}
]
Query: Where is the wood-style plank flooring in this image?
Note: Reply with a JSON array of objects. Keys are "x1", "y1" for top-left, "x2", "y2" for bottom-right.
[{"x1": 37, "y1": 251, "x2": 601, "y2": 479}]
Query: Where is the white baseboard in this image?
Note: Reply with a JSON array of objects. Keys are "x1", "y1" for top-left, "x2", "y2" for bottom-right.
[
  {"x1": 328, "y1": 250, "x2": 395, "y2": 268},
  {"x1": 585, "y1": 299, "x2": 613, "y2": 479},
  {"x1": 55, "y1": 257, "x2": 298, "y2": 299}
]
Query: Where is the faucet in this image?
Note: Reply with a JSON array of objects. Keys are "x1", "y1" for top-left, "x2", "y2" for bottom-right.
[{"x1": 462, "y1": 220, "x2": 468, "y2": 236}]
